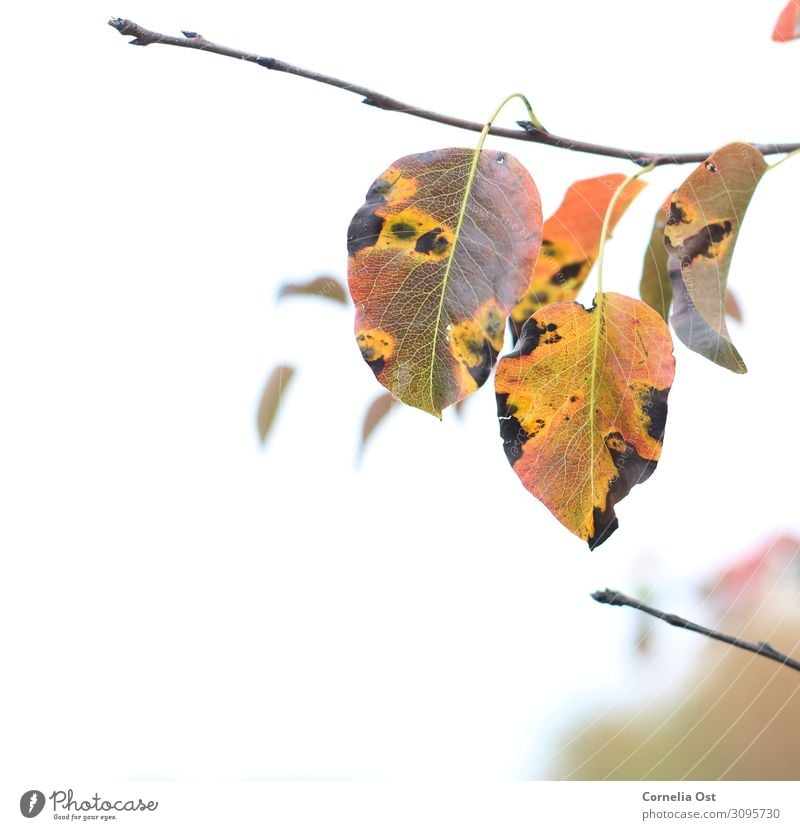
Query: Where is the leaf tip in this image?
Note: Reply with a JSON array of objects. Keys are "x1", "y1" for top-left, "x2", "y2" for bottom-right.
[{"x1": 587, "y1": 514, "x2": 619, "y2": 550}]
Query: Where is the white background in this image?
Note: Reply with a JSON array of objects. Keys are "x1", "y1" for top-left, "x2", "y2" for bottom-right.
[{"x1": 1, "y1": 0, "x2": 799, "y2": 783}]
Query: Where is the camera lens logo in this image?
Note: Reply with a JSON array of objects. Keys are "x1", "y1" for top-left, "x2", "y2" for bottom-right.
[{"x1": 20, "y1": 791, "x2": 46, "y2": 818}]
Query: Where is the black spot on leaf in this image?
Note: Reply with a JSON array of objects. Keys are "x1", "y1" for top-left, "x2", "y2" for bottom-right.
[
  {"x1": 347, "y1": 178, "x2": 392, "y2": 255},
  {"x1": 549, "y1": 261, "x2": 586, "y2": 285},
  {"x1": 466, "y1": 339, "x2": 499, "y2": 387},
  {"x1": 666, "y1": 220, "x2": 732, "y2": 261},
  {"x1": 497, "y1": 393, "x2": 529, "y2": 466},
  {"x1": 364, "y1": 356, "x2": 385, "y2": 375},
  {"x1": 513, "y1": 319, "x2": 548, "y2": 356},
  {"x1": 667, "y1": 202, "x2": 689, "y2": 226},
  {"x1": 643, "y1": 386, "x2": 669, "y2": 442},
  {"x1": 391, "y1": 222, "x2": 417, "y2": 240},
  {"x1": 347, "y1": 208, "x2": 385, "y2": 256},
  {"x1": 588, "y1": 432, "x2": 658, "y2": 550},
  {"x1": 415, "y1": 228, "x2": 449, "y2": 255}
]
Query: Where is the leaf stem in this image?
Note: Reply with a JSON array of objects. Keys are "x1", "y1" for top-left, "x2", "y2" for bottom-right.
[
  {"x1": 592, "y1": 588, "x2": 800, "y2": 673},
  {"x1": 595, "y1": 164, "x2": 656, "y2": 296}
]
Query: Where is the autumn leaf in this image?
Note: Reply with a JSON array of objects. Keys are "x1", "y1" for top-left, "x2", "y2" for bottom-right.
[
  {"x1": 510, "y1": 174, "x2": 646, "y2": 337},
  {"x1": 773, "y1": 0, "x2": 800, "y2": 41},
  {"x1": 347, "y1": 147, "x2": 542, "y2": 417},
  {"x1": 639, "y1": 201, "x2": 672, "y2": 321},
  {"x1": 725, "y1": 290, "x2": 743, "y2": 323},
  {"x1": 640, "y1": 200, "x2": 744, "y2": 325},
  {"x1": 665, "y1": 143, "x2": 766, "y2": 373},
  {"x1": 358, "y1": 391, "x2": 396, "y2": 458},
  {"x1": 496, "y1": 293, "x2": 674, "y2": 549},
  {"x1": 277, "y1": 275, "x2": 347, "y2": 305},
  {"x1": 256, "y1": 365, "x2": 295, "y2": 444}
]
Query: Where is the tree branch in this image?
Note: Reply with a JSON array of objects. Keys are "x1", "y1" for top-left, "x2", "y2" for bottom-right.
[
  {"x1": 592, "y1": 588, "x2": 800, "y2": 673},
  {"x1": 108, "y1": 18, "x2": 800, "y2": 168}
]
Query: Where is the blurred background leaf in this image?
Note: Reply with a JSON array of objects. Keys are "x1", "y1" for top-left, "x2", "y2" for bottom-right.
[
  {"x1": 358, "y1": 391, "x2": 396, "y2": 460},
  {"x1": 257, "y1": 364, "x2": 296, "y2": 444},
  {"x1": 277, "y1": 275, "x2": 348, "y2": 305}
]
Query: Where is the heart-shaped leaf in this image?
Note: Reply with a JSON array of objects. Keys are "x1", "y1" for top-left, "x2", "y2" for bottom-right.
[
  {"x1": 347, "y1": 148, "x2": 542, "y2": 417},
  {"x1": 665, "y1": 143, "x2": 766, "y2": 373},
  {"x1": 510, "y1": 174, "x2": 646, "y2": 337},
  {"x1": 496, "y1": 293, "x2": 674, "y2": 549}
]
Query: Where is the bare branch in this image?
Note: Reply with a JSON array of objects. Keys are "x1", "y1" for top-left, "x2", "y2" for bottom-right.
[
  {"x1": 592, "y1": 588, "x2": 800, "y2": 673},
  {"x1": 108, "y1": 18, "x2": 800, "y2": 168}
]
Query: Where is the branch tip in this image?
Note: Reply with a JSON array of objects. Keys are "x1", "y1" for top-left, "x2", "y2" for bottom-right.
[
  {"x1": 517, "y1": 120, "x2": 546, "y2": 135},
  {"x1": 591, "y1": 587, "x2": 800, "y2": 673},
  {"x1": 591, "y1": 588, "x2": 622, "y2": 605}
]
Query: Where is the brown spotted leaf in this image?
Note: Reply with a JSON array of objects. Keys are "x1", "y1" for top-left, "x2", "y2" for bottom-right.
[
  {"x1": 359, "y1": 392, "x2": 396, "y2": 458},
  {"x1": 639, "y1": 201, "x2": 672, "y2": 321},
  {"x1": 510, "y1": 174, "x2": 646, "y2": 336},
  {"x1": 773, "y1": 0, "x2": 800, "y2": 41},
  {"x1": 347, "y1": 148, "x2": 542, "y2": 417},
  {"x1": 640, "y1": 200, "x2": 742, "y2": 324},
  {"x1": 277, "y1": 275, "x2": 347, "y2": 305},
  {"x1": 665, "y1": 143, "x2": 766, "y2": 373},
  {"x1": 496, "y1": 293, "x2": 674, "y2": 549},
  {"x1": 256, "y1": 365, "x2": 295, "y2": 444}
]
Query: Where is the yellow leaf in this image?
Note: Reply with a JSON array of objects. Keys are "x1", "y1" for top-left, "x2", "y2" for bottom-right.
[{"x1": 496, "y1": 293, "x2": 675, "y2": 548}]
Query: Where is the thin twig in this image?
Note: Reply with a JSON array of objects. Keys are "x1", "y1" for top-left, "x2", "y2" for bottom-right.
[
  {"x1": 108, "y1": 18, "x2": 800, "y2": 168},
  {"x1": 592, "y1": 588, "x2": 800, "y2": 673}
]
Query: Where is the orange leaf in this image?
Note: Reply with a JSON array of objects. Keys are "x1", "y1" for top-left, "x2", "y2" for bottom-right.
[
  {"x1": 348, "y1": 148, "x2": 542, "y2": 417},
  {"x1": 256, "y1": 365, "x2": 295, "y2": 444},
  {"x1": 496, "y1": 293, "x2": 674, "y2": 549},
  {"x1": 773, "y1": 0, "x2": 800, "y2": 41},
  {"x1": 665, "y1": 143, "x2": 766, "y2": 373},
  {"x1": 510, "y1": 174, "x2": 646, "y2": 335}
]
